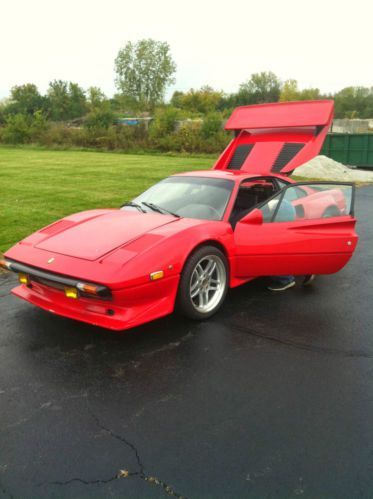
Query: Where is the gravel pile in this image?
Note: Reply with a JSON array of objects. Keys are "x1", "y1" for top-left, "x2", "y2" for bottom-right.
[{"x1": 295, "y1": 155, "x2": 373, "y2": 182}]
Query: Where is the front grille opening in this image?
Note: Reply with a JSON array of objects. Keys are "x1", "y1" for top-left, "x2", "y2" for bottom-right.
[{"x1": 36, "y1": 277, "x2": 65, "y2": 291}]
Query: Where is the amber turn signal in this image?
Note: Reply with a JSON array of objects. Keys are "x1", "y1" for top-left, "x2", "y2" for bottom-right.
[
  {"x1": 150, "y1": 270, "x2": 164, "y2": 281},
  {"x1": 65, "y1": 287, "x2": 78, "y2": 299},
  {"x1": 0, "y1": 259, "x2": 11, "y2": 270},
  {"x1": 19, "y1": 273, "x2": 31, "y2": 285},
  {"x1": 76, "y1": 283, "x2": 99, "y2": 295}
]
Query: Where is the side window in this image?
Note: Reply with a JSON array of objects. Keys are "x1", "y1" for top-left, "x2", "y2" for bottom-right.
[
  {"x1": 285, "y1": 186, "x2": 308, "y2": 202},
  {"x1": 275, "y1": 180, "x2": 307, "y2": 201},
  {"x1": 260, "y1": 183, "x2": 354, "y2": 223},
  {"x1": 259, "y1": 191, "x2": 295, "y2": 223},
  {"x1": 230, "y1": 178, "x2": 277, "y2": 226}
]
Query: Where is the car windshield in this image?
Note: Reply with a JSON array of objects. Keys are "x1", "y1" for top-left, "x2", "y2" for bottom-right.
[{"x1": 122, "y1": 176, "x2": 234, "y2": 221}]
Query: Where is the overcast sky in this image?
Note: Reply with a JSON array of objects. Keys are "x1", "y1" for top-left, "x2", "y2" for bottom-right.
[{"x1": 1, "y1": 0, "x2": 372, "y2": 100}]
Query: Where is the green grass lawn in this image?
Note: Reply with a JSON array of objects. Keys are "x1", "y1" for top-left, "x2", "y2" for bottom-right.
[{"x1": 0, "y1": 147, "x2": 213, "y2": 252}]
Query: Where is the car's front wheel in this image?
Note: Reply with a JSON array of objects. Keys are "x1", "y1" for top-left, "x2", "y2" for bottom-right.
[{"x1": 177, "y1": 245, "x2": 228, "y2": 320}]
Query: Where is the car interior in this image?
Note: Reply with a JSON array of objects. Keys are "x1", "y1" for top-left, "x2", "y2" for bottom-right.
[{"x1": 229, "y1": 178, "x2": 282, "y2": 228}]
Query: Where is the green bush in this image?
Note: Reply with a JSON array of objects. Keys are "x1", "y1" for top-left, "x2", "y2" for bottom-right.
[
  {"x1": 0, "y1": 102, "x2": 7, "y2": 125},
  {"x1": 29, "y1": 111, "x2": 49, "y2": 141},
  {"x1": 150, "y1": 117, "x2": 230, "y2": 154},
  {"x1": 0, "y1": 109, "x2": 231, "y2": 154},
  {"x1": 172, "y1": 122, "x2": 203, "y2": 153},
  {"x1": 149, "y1": 107, "x2": 180, "y2": 140},
  {"x1": 201, "y1": 113, "x2": 223, "y2": 139},
  {"x1": 85, "y1": 107, "x2": 114, "y2": 130},
  {"x1": 36, "y1": 123, "x2": 78, "y2": 147},
  {"x1": 3, "y1": 114, "x2": 31, "y2": 144}
]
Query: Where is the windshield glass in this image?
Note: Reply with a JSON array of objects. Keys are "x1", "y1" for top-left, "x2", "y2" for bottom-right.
[{"x1": 122, "y1": 176, "x2": 234, "y2": 221}]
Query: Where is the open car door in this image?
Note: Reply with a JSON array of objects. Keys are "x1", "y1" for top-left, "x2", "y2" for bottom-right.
[{"x1": 233, "y1": 182, "x2": 358, "y2": 277}]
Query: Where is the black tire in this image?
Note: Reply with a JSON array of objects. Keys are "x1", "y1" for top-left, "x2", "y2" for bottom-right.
[
  {"x1": 322, "y1": 206, "x2": 340, "y2": 218},
  {"x1": 176, "y1": 245, "x2": 229, "y2": 320}
]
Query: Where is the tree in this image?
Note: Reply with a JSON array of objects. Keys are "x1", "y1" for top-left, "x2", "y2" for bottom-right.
[
  {"x1": 6, "y1": 84, "x2": 44, "y2": 116},
  {"x1": 47, "y1": 80, "x2": 87, "y2": 121},
  {"x1": 0, "y1": 99, "x2": 10, "y2": 124},
  {"x1": 280, "y1": 79, "x2": 321, "y2": 102},
  {"x1": 84, "y1": 87, "x2": 113, "y2": 129},
  {"x1": 334, "y1": 86, "x2": 373, "y2": 118},
  {"x1": 46, "y1": 80, "x2": 70, "y2": 120},
  {"x1": 68, "y1": 82, "x2": 87, "y2": 118},
  {"x1": 237, "y1": 71, "x2": 281, "y2": 105},
  {"x1": 300, "y1": 87, "x2": 321, "y2": 100},
  {"x1": 279, "y1": 79, "x2": 299, "y2": 101},
  {"x1": 114, "y1": 39, "x2": 176, "y2": 110},
  {"x1": 171, "y1": 86, "x2": 223, "y2": 114},
  {"x1": 87, "y1": 86, "x2": 107, "y2": 110}
]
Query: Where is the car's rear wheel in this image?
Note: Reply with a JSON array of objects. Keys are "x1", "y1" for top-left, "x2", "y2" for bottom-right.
[{"x1": 177, "y1": 246, "x2": 228, "y2": 320}]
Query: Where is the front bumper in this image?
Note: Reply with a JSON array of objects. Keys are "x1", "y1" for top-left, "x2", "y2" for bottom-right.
[{"x1": 6, "y1": 261, "x2": 180, "y2": 331}]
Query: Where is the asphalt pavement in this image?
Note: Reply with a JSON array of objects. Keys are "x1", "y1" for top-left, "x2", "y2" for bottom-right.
[{"x1": 1, "y1": 186, "x2": 373, "y2": 499}]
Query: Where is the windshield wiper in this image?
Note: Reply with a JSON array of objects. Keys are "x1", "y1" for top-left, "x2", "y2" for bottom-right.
[
  {"x1": 141, "y1": 202, "x2": 180, "y2": 218},
  {"x1": 121, "y1": 201, "x2": 146, "y2": 213}
]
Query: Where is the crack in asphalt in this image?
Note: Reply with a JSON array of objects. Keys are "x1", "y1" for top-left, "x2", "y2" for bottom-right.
[
  {"x1": 46, "y1": 474, "x2": 122, "y2": 486},
  {"x1": 90, "y1": 411, "x2": 145, "y2": 475},
  {"x1": 39, "y1": 402, "x2": 188, "y2": 498},
  {"x1": 89, "y1": 410, "x2": 188, "y2": 498},
  {"x1": 230, "y1": 324, "x2": 373, "y2": 358},
  {"x1": 141, "y1": 474, "x2": 188, "y2": 498},
  {"x1": 44, "y1": 471, "x2": 187, "y2": 498}
]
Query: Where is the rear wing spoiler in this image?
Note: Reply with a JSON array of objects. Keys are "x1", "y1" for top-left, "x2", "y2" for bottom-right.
[
  {"x1": 224, "y1": 100, "x2": 334, "y2": 131},
  {"x1": 213, "y1": 100, "x2": 334, "y2": 175}
]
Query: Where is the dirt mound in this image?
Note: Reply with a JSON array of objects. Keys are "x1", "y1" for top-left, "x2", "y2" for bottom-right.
[{"x1": 295, "y1": 155, "x2": 373, "y2": 182}]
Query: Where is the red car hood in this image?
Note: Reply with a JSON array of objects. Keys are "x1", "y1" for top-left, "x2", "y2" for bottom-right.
[
  {"x1": 34, "y1": 210, "x2": 177, "y2": 261},
  {"x1": 5, "y1": 210, "x2": 212, "y2": 286}
]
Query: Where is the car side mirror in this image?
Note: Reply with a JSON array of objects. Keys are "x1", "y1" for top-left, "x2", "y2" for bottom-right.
[{"x1": 239, "y1": 208, "x2": 263, "y2": 225}]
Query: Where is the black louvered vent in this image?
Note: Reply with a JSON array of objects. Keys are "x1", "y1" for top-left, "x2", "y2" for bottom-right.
[
  {"x1": 227, "y1": 144, "x2": 254, "y2": 170},
  {"x1": 271, "y1": 143, "x2": 305, "y2": 172}
]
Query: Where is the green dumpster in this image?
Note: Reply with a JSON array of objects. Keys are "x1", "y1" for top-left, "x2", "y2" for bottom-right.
[{"x1": 322, "y1": 133, "x2": 373, "y2": 168}]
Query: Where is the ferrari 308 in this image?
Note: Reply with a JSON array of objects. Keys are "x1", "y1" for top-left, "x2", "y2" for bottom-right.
[{"x1": 1, "y1": 100, "x2": 358, "y2": 330}]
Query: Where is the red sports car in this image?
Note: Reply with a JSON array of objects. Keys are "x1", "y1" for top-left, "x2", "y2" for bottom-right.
[{"x1": 1, "y1": 100, "x2": 358, "y2": 331}]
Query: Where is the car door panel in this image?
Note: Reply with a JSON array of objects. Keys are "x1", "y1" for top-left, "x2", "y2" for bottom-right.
[{"x1": 234, "y1": 215, "x2": 358, "y2": 277}]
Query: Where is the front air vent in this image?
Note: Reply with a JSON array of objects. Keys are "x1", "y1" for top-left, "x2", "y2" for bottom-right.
[
  {"x1": 271, "y1": 143, "x2": 305, "y2": 172},
  {"x1": 227, "y1": 144, "x2": 254, "y2": 170}
]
